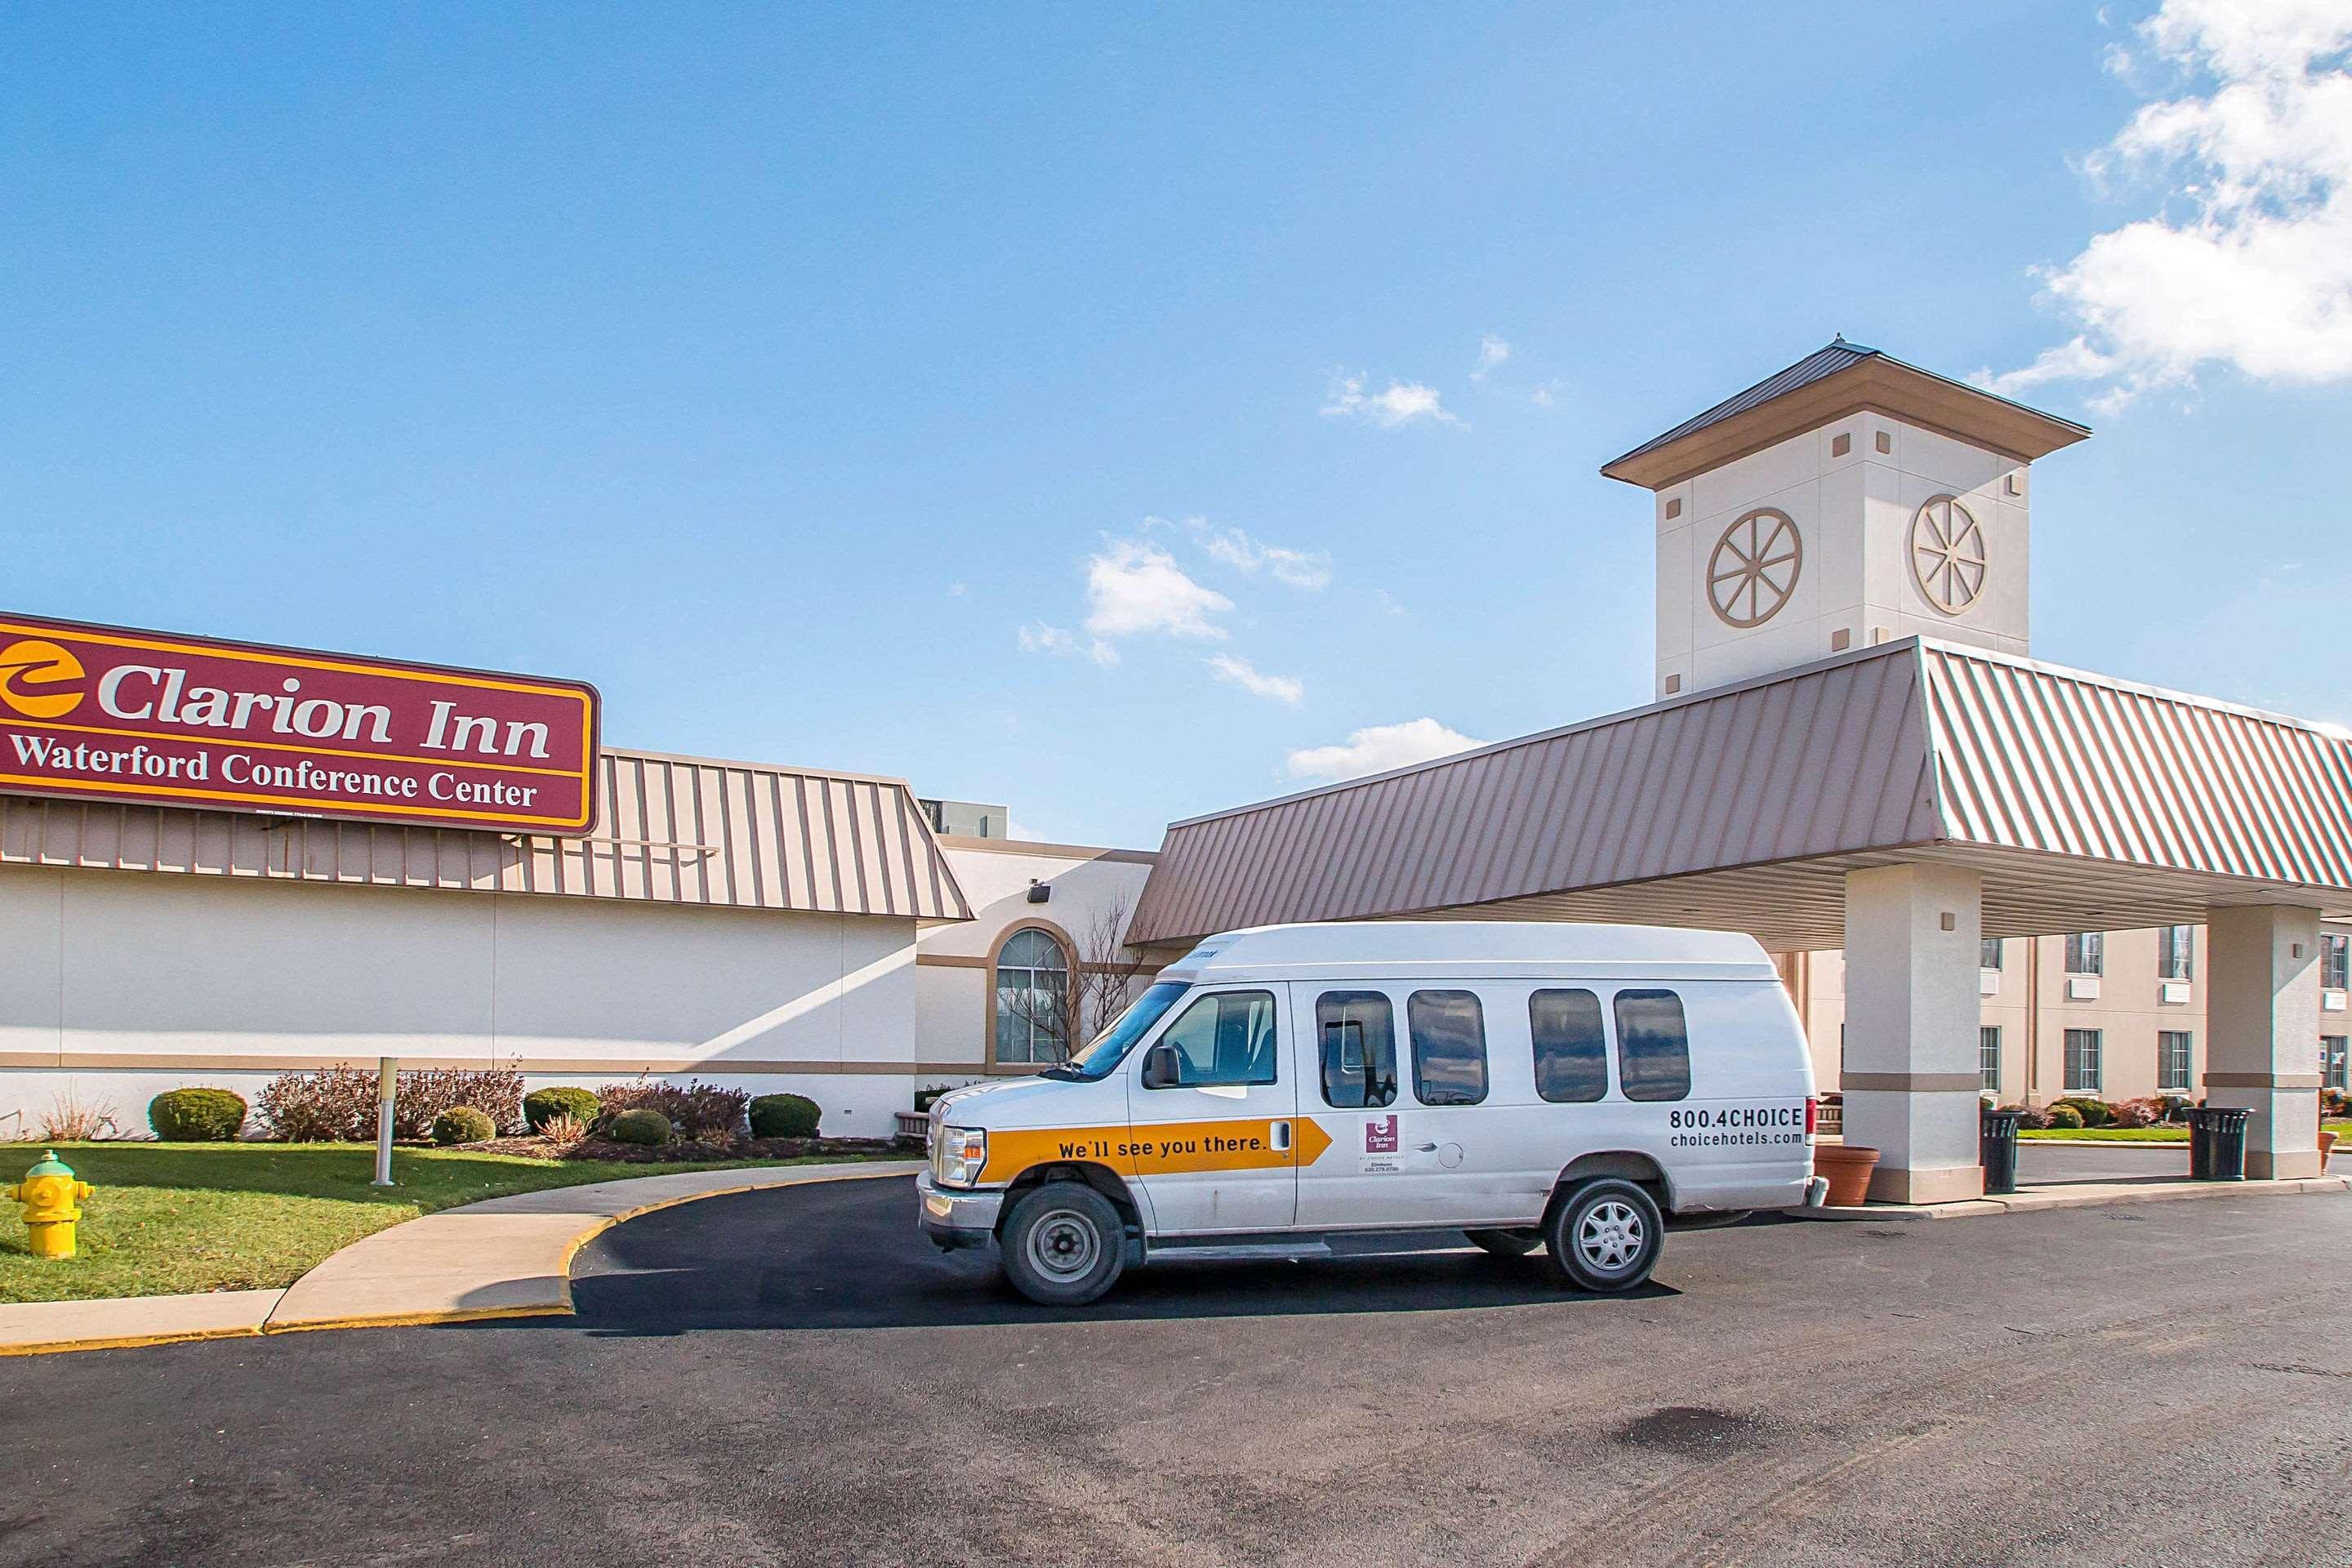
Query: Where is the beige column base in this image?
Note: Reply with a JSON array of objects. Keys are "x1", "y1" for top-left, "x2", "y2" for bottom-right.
[
  {"x1": 2248, "y1": 1150, "x2": 2325, "y2": 1181},
  {"x1": 1866, "y1": 1163, "x2": 1986, "y2": 1205}
]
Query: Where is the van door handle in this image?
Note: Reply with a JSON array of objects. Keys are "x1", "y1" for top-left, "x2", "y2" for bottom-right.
[
  {"x1": 1416, "y1": 1142, "x2": 1438, "y2": 1152},
  {"x1": 1272, "y1": 1120, "x2": 1292, "y2": 1152}
]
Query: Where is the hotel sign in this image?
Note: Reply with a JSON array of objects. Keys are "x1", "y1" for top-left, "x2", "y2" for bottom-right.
[{"x1": 0, "y1": 612, "x2": 599, "y2": 835}]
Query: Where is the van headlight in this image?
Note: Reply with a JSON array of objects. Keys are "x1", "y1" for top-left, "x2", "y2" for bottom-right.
[{"x1": 935, "y1": 1125, "x2": 988, "y2": 1187}]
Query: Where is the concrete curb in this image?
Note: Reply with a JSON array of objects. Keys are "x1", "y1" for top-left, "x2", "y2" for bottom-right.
[
  {"x1": 1794, "y1": 1174, "x2": 2350, "y2": 1222},
  {"x1": 0, "y1": 1160, "x2": 922, "y2": 1356},
  {"x1": 0, "y1": 1288, "x2": 287, "y2": 1358}
]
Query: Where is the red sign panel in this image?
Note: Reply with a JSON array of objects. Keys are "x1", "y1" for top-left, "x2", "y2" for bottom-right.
[{"x1": 0, "y1": 612, "x2": 599, "y2": 835}]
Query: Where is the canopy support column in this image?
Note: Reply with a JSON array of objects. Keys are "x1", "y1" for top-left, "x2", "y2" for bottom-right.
[
  {"x1": 2205, "y1": 905, "x2": 2324, "y2": 1180},
  {"x1": 1841, "y1": 863, "x2": 1985, "y2": 1205}
]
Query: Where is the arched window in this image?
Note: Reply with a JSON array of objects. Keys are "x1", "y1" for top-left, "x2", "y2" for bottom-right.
[{"x1": 994, "y1": 927, "x2": 1071, "y2": 1065}]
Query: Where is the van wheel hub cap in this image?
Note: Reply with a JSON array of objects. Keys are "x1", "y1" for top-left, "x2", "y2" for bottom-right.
[
  {"x1": 1027, "y1": 1209, "x2": 1101, "y2": 1280},
  {"x1": 1576, "y1": 1201, "x2": 1644, "y2": 1272}
]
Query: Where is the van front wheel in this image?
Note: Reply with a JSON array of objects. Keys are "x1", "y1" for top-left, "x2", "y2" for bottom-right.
[
  {"x1": 1544, "y1": 1178, "x2": 1663, "y2": 1292},
  {"x1": 1000, "y1": 1182, "x2": 1125, "y2": 1307}
]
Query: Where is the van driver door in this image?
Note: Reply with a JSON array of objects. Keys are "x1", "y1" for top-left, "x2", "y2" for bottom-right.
[{"x1": 1125, "y1": 986, "x2": 1299, "y2": 1234}]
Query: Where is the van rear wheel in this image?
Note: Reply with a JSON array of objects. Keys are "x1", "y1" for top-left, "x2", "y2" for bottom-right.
[
  {"x1": 1544, "y1": 1178, "x2": 1664, "y2": 1292},
  {"x1": 1464, "y1": 1227, "x2": 1541, "y2": 1257},
  {"x1": 1000, "y1": 1182, "x2": 1125, "y2": 1307}
]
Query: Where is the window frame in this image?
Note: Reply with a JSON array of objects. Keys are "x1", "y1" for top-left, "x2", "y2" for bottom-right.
[
  {"x1": 1529, "y1": 987, "x2": 1611, "y2": 1104},
  {"x1": 1316, "y1": 990, "x2": 1398, "y2": 1109},
  {"x1": 2157, "y1": 925, "x2": 2194, "y2": 983},
  {"x1": 1406, "y1": 988, "x2": 1490, "y2": 1107},
  {"x1": 2158, "y1": 1030, "x2": 2194, "y2": 1094},
  {"x1": 1613, "y1": 987, "x2": 1694, "y2": 1103},
  {"x1": 2323, "y1": 1036, "x2": 2349, "y2": 1092},
  {"x1": 1980, "y1": 937, "x2": 2004, "y2": 971},
  {"x1": 1979, "y1": 1025, "x2": 2001, "y2": 1093},
  {"x1": 2064, "y1": 1027, "x2": 2104, "y2": 1094},
  {"x1": 2065, "y1": 932, "x2": 2105, "y2": 977},
  {"x1": 2324, "y1": 933, "x2": 2350, "y2": 992},
  {"x1": 1145, "y1": 987, "x2": 1281, "y2": 1089},
  {"x1": 988, "y1": 924, "x2": 1073, "y2": 1069}
]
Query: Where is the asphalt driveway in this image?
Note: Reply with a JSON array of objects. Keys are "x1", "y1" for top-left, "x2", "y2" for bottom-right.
[{"x1": 3, "y1": 1170, "x2": 2348, "y2": 1567}]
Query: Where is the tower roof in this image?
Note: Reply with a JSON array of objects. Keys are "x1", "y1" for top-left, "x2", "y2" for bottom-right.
[{"x1": 1599, "y1": 337, "x2": 2090, "y2": 490}]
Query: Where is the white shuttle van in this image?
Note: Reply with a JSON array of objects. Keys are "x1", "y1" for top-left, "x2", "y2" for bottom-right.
[{"x1": 917, "y1": 921, "x2": 1817, "y2": 1305}]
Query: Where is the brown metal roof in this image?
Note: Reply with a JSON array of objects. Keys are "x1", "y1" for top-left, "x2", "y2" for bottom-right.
[
  {"x1": 0, "y1": 746, "x2": 973, "y2": 921},
  {"x1": 1597, "y1": 341, "x2": 2091, "y2": 490},
  {"x1": 1129, "y1": 641, "x2": 2352, "y2": 951}
]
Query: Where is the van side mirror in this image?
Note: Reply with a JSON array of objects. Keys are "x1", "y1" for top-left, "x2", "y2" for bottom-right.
[{"x1": 1140, "y1": 1042, "x2": 1181, "y2": 1090}]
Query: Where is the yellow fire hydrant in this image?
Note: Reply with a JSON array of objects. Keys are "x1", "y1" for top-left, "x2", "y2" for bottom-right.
[{"x1": 6, "y1": 1151, "x2": 94, "y2": 1259}]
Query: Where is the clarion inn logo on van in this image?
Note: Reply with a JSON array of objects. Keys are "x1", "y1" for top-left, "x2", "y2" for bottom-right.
[{"x1": 915, "y1": 920, "x2": 1819, "y2": 1306}]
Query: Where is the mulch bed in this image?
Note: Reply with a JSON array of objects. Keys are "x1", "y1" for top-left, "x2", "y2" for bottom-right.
[{"x1": 457, "y1": 1134, "x2": 913, "y2": 1164}]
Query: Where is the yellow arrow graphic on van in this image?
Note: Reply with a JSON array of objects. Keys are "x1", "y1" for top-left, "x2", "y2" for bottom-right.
[{"x1": 979, "y1": 1116, "x2": 1335, "y2": 1183}]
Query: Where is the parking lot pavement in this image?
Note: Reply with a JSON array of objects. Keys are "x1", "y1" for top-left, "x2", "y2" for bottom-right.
[{"x1": 6, "y1": 1176, "x2": 2350, "y2": 1568}]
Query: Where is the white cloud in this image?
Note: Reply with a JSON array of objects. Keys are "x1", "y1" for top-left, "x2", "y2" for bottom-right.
[
  {"x1": 1083, "y1": 539, "x2": 1232, "y2": 643},
  {"x1": 1472, "y1": 333, "x2": 1512, "y2": 381},
  {"x1": 948, "y1": 581, "x2": 967, "y2": 597},
  {"x1": 1285, "y1": 717, "x2": 1486, "y2": 783},
  {"x1": 1321, "y1": 373, "x2": 1463, "y2": 428},
  {"x1": 1192, "y1": 522, "x2": 1334, "y2": 590},
  {"x1": 1205, "y1": 653, "x2": 1304, "y2": 704},
  {"x1": 1987, "y1": 1, "x2": 2352, "y2": 408},
  {"x1": 1018, "y1": 621, "x2": 1116, "y2": 666}
]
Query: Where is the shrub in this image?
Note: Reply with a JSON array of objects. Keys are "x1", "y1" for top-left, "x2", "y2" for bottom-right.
[
  {"x1": 2056, "y1": 1097, "x2": 2113, "y2": 1128},
  {"x1": 595, "y1": 1079, "x2": 750, "y2": 1142},
  {"x1": 2043, "y1": 1103, "x2": 2085, "y2": 1130},
  {"x1": 2109, "y1": 1097, "x2": 2163, "y2": 1129},
  {"x1": 524, "y1": 1086, "x2": 601, "y2": 1134},
  {"x1": 2002, "y1": 1102, "x2": 2047, "y2": 1130},
  {"x1": 257, "y1": 1062, "x2": 526, "y2": 1142},
  {"x1": 749, "y1": 1094, "x2": 822, "y2": 1138},
  {"x1": 2160, "y1": 1094, "x2": 2194, "y2": 1124},
  {"x1": 148, "y1": 1088, "x2": 248, "y2": 1142},
  {"x1": 914, "y1": 1083, "x2": 956, "y2": 1115},
  {"x1": 2324, "y1": 1088, "x2": 2351, "y2": 1118},
  {"x1": 607, "y1": 1107, "x2": 672, "y2": 1146},
  {"x1": 35, "y1": 1087, "x2": 119, "y2": 1143},
  {"x1": 432, "y1": 1106, "x2": 497, "y2": 1146},
  {"x1": 535, "y1": 1111, "x2": 589, "y2": 1146}
]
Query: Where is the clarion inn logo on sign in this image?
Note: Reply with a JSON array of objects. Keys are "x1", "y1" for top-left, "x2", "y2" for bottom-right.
[
  {"x1": 0, "y1": 639, "x2": 87, "y2": 720},
  {"x1": 0, "y1": 611, "x2": 602, "y2": 835}
]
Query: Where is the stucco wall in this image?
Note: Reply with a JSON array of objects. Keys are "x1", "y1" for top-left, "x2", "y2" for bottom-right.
[{"x1": 0, "y1": 862, "x2": 924, "y2": 1138}]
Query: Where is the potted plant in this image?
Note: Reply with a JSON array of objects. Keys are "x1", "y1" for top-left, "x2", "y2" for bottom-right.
[{"x1": 1812, "y1": 1142, "x2": 1880, "y2": 1206}]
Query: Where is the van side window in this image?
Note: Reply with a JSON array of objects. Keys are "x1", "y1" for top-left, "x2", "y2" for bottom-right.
[
  {"x1": 1407, "y1": 990, "x2": 1488, "y2": 1107},
  {"x1": 1318, "y1": 991, "x2": 1396, "y2": 1108},
  {"x1": 1613, "y1": 989, "x2": 1691, "y2": 1102},
  {"x1": 1154, "y1": 990, "x2": 1278, "y2": 1087},
  {"x1": 1530, "y1": 988, "x2": 1608, "y2": 1102}
]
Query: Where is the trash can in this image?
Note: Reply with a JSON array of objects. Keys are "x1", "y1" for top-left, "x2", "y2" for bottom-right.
[
  {"x1": 2189, "y1": 1106, "x2": 2250, "y2": 1181},
  {"x1": 1980, "y1": 1107, "x2": 2024, "y2": 1196}
]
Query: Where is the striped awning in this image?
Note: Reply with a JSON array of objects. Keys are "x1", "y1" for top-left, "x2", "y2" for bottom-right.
[{"x1": 1129, "y1": 639, "x2": 2352, "y2": 951}]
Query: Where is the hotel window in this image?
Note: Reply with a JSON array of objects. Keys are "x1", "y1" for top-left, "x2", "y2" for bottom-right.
[
  {"x1": 2158, "y1": 1031, "x2": 2194, "y2": 1094},
  {"x1": 2064, "y1": 1028, "x2": 2103, "y2": 1094},
  {"x1": 2324, "y1": 1037, "x2": 2349, "y2": 1092},
  {"x1": 1980, "y1": 1026, "x2": 2001, "y2": 1092},
  {"x1": 1980, "y1": 938, "x2": 2004, "y2": 970},
  {"x1": 2158, "y1": 925, "x2": 2194, "y2": 982},
  {"x1": 991, "y1": 927, "x2": 1070, "y2": 1066},
  {"x1": 2065, "y1": 932, "x2": 2105, "y2": 976},
  {"x1": 2325, "y1": 934, "x2": 2350, "y2": 991}
]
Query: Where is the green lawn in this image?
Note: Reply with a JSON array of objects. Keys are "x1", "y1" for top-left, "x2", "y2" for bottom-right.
[
  {"x1": 2019, "y1": 1120, "x2": 2352, "y2": 1144},
  {"x1": 0, "y1": 1143, "x2": 875, "y2": 1305}
]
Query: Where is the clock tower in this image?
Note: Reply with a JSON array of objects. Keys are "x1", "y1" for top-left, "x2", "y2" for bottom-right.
[{"x1": 1601, "y1": 339, "x2": 2090, "y2": 700}]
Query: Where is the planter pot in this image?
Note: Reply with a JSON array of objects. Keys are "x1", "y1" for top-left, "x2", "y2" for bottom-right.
[
  {"x1": 1812, "y1": 1143, "x2": 1882, "y2": 1207},
  {"x1": 2321, "y1": 1130, "x2": 2339, "y2": 1173}
]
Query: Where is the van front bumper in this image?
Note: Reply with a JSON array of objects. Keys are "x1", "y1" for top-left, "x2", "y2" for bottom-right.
[{"x1": 917, "y1": 1171, "x2": 1003, "y2": 1251}]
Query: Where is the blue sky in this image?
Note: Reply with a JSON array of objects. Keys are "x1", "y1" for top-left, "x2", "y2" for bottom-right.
[{"x1": 7, "y1": 2, "x2": 2349, "y2": 845}]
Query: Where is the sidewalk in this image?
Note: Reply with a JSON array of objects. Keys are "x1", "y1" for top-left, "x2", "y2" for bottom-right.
[
  {"x1": 1797, "y1": 1173, "x2": 2348, "y2": 1222},
  {"x1": 1, "y1": 1159, "x2": 922, "y2": 1356}
]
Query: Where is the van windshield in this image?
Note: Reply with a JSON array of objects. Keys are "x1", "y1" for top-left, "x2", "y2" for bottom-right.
[{"x1": 1045, "y1": 981, "x2": 1191, "y2": 1080}]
